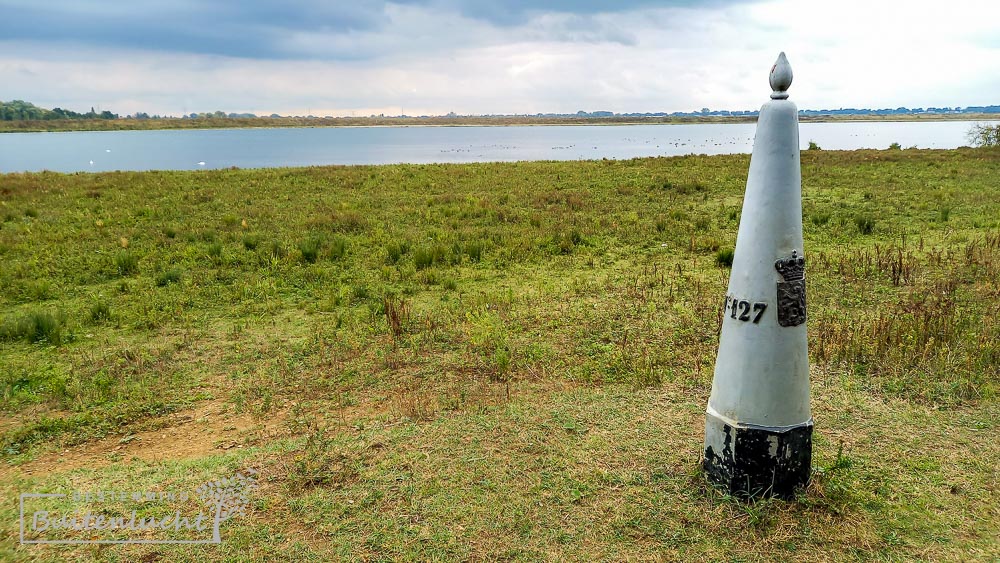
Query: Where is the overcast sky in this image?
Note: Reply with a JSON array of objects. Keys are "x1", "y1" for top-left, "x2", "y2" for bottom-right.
[{"x1": 2, "y1": 0, "x2": 998, "y2": 117}]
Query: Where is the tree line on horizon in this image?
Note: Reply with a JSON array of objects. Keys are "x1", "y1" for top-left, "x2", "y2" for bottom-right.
[
  {"x1": 0, "y1": 100, "x2": 117, "y2": 121},
  {"x1": 5, "y1": 98, "x2": 1000, "y2": 123}
]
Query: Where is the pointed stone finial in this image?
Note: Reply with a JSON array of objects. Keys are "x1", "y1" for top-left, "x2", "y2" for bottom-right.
[{"x1": 769, "y1": 52, "x2": 793, "y2": 99}]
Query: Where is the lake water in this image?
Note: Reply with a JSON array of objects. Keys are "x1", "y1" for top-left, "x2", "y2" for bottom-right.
[{"x1": 0, "y1": 120, "x2": 994, "y2": 173}]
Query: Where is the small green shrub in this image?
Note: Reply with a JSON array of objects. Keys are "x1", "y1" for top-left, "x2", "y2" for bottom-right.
[
  {"x1": 29, "y1": 280, "x2": 53, "y2": 301},
  {"x1": 289, "y1": 424, "x2": 355, "y2": 490},
  {"x1": 28, "y1": 311, "x2": 64, "y2": 344},
  {"x1": 267, "y1": 240, "x2": 285, "y2": 260},
  {"x1": 89, "y1": 300, "x2": 112, "y2": 323},
  {"x1": 0, "y1": 310, "x2": 66, "y2": 345},
  {"x1": 242, "y1": 234, "x2": 261, "y2": 250},
  {"x1": 156, "y1": 268, "x2": 182, "y2": 287},
  {"x1": 465, "y1": 240, "x2": 484, "y2": 262},
  {"x1": 222, "y1": 214, "x2": 239, "y2": 228},
  {"x1": 443, "y1": 277, "x2": 458, "y2": 291},
  {"x1": 207, "y1": 241, "x2": 224, "y2": 263},
  {"x1": 553, "y1": 230, "x2": 585, "y2": 255},
  {"x1": 327, "y1": 211, "x2": 369, "y2": 233},
  {"x1": 810, "y1": 211, "x2": 831, "y2": 226},
  {"x1": 715, "y1": 247, "x2": 735, "y2": 268},
  {"x1": 966, "y1": 122, "x2": 1000, "y2": 147},
  {"x1": 163, "y1": 226, "x2": 177, "y2": 239},
  {"x1": 351, "y1": 284, "x2": 370, "y2": 302},
  {"x1": 329, "y1": 236, "x2": 348, "y2": 261},
  {"x1": 421, "y1": 269, "x2": 440, "y2": 285},
  {"x1": 889, "y1": 142, "x2": 902, "y2": 150},
  {"x1": 414, "y1": 244, "x2": 447, "y2": 269},
  {"x1": 855, "y1": 215, "x2": 876, "y2": 235},
  {"x1": 298, "y1": 238, "x2": 321, "y2": 264},
  {"x1": 938, "y1": 206, "x2": 951, "y2": 222},
  {"x1": 386, "y1": 241, "x2": 409, "y2": 264},
  {"x1": 807, "y1": 141, "x2": 821, "y2": 151},
  {"x1": 24, "y1": 208, "x2": 38, "y2": 218},
  {"x1": 114, "y1": 251, "x2": 139, "y2": 276}
]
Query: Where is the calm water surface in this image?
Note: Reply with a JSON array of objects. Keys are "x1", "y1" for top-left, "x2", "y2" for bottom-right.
[{"x1": 0, "y1": 120, "x2": 993, "y2": 173}]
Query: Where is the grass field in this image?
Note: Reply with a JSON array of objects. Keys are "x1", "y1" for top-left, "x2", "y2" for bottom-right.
[{"x1": 1, "y1": 148, "x2": 998, "y2": 561}]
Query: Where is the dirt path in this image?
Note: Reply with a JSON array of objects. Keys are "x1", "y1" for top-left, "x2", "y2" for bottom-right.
[
  {"x1": 0, "y1": 399, "x2": 287, "y2": 480},
  {"x1": 1, "y1": 374, "x2": 576, "y2": 481}
]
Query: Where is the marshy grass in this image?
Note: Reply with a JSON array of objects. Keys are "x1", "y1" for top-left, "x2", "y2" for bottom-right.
[
  {"x1": 810, "y1": 210, "x2": 832, "y2": 226},
  {"x1": 325, "y1": 210, "x2": 369, "y2": 233},
  {"x1": 155, "y1": 268, "x2": 182, "y2": 287},
  {"x1": 854, "y1": 214, "x2": 876, "y2": 235},
  {"x1": 28, "y1": 280, "x2": 54, "y2": 301},
  {"x1": 351, "y1": 284, "x2": 370, "y2": 302},
  {"x1": 464, "y1": 239, "x2": 484, "y2": 262},
  {"x1": 266, "y1": 240, "x2": 285, "y2": 260},
  {"x1": 0, "y1": 310, "x2": 67, "y2": 344},
  {"x1": 242, "y1": 233, "x2": 262, "y2": 250},
  {"x1": 113, "y1": 250, "x2": 139, "y2": 276},
  {"x1": 386, "y1": 240, "x2": 409, "y2": 264},
  {"x1": 1, "y1": 149, "x2": 998, "y2": 561},
  {"x1": 414, "y1": 243, "x2": 448, "y2": 269},
  {"x1": 206, "y1": 241, "x2": 224, "y2": 264},
  {"x1": 298, "y1": 237, "x2": 321, "y2": 264},
  {"x1": 89, "y1": 300, "x2": 112, "y2": 323},
  {"x1": 715, "y1": 247, "x2": 735, "y2": 267},
  {"x1": 329, "y1": 235, "x2": 348, "y2": 260},
  {"x1": 553, "y1": 229, "x2": 585, "y2": 254}
]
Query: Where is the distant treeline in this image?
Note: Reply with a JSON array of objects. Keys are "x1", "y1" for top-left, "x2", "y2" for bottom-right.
[
  {"x1": 0, "y1": 100, "x2": 117, "y2": 121},
  {"x1": 3, "y1": 98, "x2": 1000, "y2": 134}
]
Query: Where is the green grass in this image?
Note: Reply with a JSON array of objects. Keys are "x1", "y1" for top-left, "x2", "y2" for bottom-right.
[
  {"x1": 0, "y1": 310, "x2": 67, "y2": 345},
  {"x1": 297, "y1": 237, "x2": 321, "y2": 264},
  {"x1": 155, "y1": 268, "x2": 182, "y2": 287},
  {"x1": 88, "y1": 299, "x2": 112, "y2": 323},
  {"x1": 714, "y1": 247, "x2": 734, "y2": 268},
  {"x1": 1, "y1": 149, "x2": 998, "y2": 561},
  {"x1": 113, "y1": 250, "x2": 140, "y2": 276}
]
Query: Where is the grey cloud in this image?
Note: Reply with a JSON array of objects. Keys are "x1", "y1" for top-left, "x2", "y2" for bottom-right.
[
  {"x1": 0, "y1": 0, "x2": 396, "y2": 58},
  {"x1": 0, "y1": 0, "x2": 756, "y2": 60},
  {"x1": 439, "y1": 0, "x2": 750, "y2": 26}
]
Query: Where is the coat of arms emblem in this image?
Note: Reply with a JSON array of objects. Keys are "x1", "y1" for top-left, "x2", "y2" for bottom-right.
[{"x1": 774, "y1": 251, "x2": 806, "y2": 327}]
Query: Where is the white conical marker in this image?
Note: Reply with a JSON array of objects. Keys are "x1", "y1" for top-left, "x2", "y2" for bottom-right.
[{"x1": 703, "y1": 52, "x2": 812, "y2": 499}]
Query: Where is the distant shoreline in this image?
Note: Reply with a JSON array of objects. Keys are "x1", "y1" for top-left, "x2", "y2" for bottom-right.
[{"x1": 1, "y1": 113, "x2": 998, "y2": 133}]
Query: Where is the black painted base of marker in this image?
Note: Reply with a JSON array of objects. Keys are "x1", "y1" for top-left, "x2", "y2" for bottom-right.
[{"x1": 703, "y1": 414, "x2": 813, "y2": 499}]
